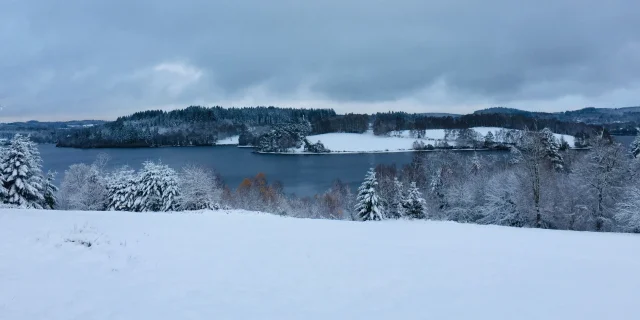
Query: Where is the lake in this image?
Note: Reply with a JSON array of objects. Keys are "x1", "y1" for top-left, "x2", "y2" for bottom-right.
[
  {"x1": 39, "y1": 145, "x2": 421, "y2": 196},
  {"x1": 38, "y1": 136, "x2": 636, "y2": 196}
]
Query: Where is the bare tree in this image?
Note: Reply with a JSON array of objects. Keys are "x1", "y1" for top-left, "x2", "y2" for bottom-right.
[{"x1": 572, "y1": 139, "x2": 628, "y2": 231}]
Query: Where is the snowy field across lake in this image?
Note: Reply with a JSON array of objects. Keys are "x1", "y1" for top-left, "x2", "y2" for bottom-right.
[
  {"x1": 295, "y1": 127, "x2": 576, "y2": 154},
  {"x1": 1, "y1": 209, "x2": 639, "y2": 320}
]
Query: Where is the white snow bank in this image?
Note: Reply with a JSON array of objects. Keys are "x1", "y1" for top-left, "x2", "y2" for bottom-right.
[
  {"x1": 299, "y1": 128, "x2": 575, "y2": 154},
  {"x1": 216, "y1": 135, "x2": 239, "y2": 145},
  {"x1": 1, "y1": 209, "x2": 638, "y2": 320}
]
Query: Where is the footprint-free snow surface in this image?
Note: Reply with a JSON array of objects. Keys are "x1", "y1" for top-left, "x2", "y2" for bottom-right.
[{"x1": 1, "y1": 209, "x2": 638, "y2": 319}]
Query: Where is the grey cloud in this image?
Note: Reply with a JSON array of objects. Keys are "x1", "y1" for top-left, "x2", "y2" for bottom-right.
[{"x1": 1, "y1": 0, "x2": 640, "y2": 120}]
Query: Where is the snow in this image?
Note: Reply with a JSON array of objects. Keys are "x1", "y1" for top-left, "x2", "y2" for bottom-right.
[
  {"x1": 1, "y1": 209, "x2": 639, "y2": 320},
  {"x1": 296, "y1": 128, "x2": 576, "y2": 154},
  {"x1": 216, "y1": 135, "x2": 239, "y2": 145}
]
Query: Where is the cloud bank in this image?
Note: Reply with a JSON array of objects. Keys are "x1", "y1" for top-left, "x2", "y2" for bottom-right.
[{"x1": 1, "y1": 0, "x2": 639, "y2": 120}]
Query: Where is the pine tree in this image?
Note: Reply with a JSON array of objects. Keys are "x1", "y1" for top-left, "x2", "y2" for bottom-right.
[
  {"x1": 43, "y1": 171, "x2": 58, "y2": 209},
  {"x1": 355, "y1": 168, "x2": 385, "y2": 221},
  {"x1": 0, "y1": 134, "x2": 46, "y2": 208},
  {"x1": 630, "y1": 133, "x2": 640, "y2": 159},
  {"x1": 540, "y1": 128, "x2": 565, "y2": 171},
  {"x1": 403, "y1": 182, "x2": 426, "y2": 219},
  {"x1": 484, "y1": 131, "x2": 495, "y2": 148},
  {"x1": 387, "y1": 177, "x2": 406, "y2": 219},
  {"x1": 0, "y1": 147, "x2": 7, "y2": 201},
  {"x1": 106, "y1": 166, "x2": 137, "y2": 211},
  {"x1": 134, "y1": 161, "x2": 180, "y2": 212}
]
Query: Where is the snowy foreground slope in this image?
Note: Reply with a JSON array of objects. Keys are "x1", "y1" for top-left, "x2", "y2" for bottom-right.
[
  {"x1": 1, "y1": 209, "x2": 639, "y2": 320},
  {"x1": 295, "y1": 127, "x2": 575, "y2": 154}
]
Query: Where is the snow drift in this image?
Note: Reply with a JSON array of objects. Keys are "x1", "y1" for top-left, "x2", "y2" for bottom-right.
[{"x1": 1, "y1": 209, "x2": 638, "y2": 320}]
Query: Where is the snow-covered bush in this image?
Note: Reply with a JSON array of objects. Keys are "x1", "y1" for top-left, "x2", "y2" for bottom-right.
[
  {"x1": 179, "y1": 165, "x2": 222, "y2": 210},
  {"x1": 303, "y1": 139, "x2": 330, "y2": 153}
]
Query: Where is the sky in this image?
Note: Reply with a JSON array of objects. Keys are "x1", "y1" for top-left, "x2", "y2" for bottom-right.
[{"x1": 1, "y1": 0, "x2": 640, "y2": 121}]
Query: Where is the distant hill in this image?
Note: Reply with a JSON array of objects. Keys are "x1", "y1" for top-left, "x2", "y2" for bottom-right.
[
  {"x1": 0, "y1": 120, "x2": 106, "y2": 143},
  {"x1": 474, "y1": 106, "x2": 640, "y2": 134}
]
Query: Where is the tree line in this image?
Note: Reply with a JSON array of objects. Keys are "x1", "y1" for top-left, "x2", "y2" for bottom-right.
[
  {"x1": 55, "y1": 106, "x2": 369, "y2": 148},
  {"x1": 372, "y1": 111, "x2": 600, "y2": 137},
  {"x1": 46, "y1": 106, "x2": 604, "y2": 149},
  {"x1": 4, "y1": 132, "x2": 640, "y2": 233}
]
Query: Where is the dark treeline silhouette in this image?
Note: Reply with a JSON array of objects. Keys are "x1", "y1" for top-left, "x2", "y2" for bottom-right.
[
  {"x1": 372, "y1": 112, "x2": 600, "y2": 137},
  {"x1": 8, "y1": 106, "x2": 607, "y2": 149},
  {"x1": 55, "y1": 106, "x2": 372, "y2": 148}
]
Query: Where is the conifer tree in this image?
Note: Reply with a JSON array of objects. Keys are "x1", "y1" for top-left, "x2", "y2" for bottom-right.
[
  {"x1": 0, "y1": 134, "x2": 46, "y2": 208},
  {"x1": 43, "y1": 171, "x2": 58, "y2": 209},
  {"x1": 355, "y1": 168, "x2": 385, "y2": 221},
  {"x1": 484, "y1": 131, "x2": 495, "y2": 148},
  {"x1": 403, "y1": 182, "x2": 426, "y2": 219},
  {"x1": 134, "y1": 161, "x2": 180, "y2": 212},
  {"x1": 540, "y1": 128, "x2": 565, "y2": 171},
  {"x1": 106, "y1": 166, "x2": 137, "y2": 211},
  {"x1": 387, "y1": 177, "x2": 406, "y2": 219}
]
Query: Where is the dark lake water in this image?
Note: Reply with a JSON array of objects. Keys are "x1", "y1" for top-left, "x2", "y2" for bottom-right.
[
  {"x1": 38, "y1": 136, "x2": 636, "y2": 196},
  {"x1": 38, "y1": 145, "x2": 421, "y2": 196}
]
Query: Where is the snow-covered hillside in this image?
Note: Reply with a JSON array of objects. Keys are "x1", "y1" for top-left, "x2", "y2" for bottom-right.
[
  {"x1": 295, "y1": 128, "x2": 575, "y2": 154},
  {"x1": 1, "y1": 209, "x2": 638, "y2": 320}
]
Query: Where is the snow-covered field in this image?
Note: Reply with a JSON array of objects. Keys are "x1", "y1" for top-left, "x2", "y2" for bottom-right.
[
  {"x1": 295, "y1": 128, "x2": 575, "y2": 154},
  {"x1": 216, "y1": 135, "x2": 239, "y2": 145},
  {"x1": 1, "y1": 209, "x2": 638, "y2": 320}
]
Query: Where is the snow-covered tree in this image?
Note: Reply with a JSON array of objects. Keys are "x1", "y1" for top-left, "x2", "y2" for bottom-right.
[
  {"x1": 355, "y1": 168, "x2": 385, "y2": 221},
  {"x1": 58, "y1": 163, "x2": 107, "y2": 210},
  {"x1": 559, "y1": 136, "x2": 571, "y2": 151},
  {"x1": 0, "y1": 147, "x2": 7, "y2": 201},
  {"x1": 572, "y1": 139, "x2": 628, "y2": 231},
  {"x1": 134, "y1": 161, "x2": 180, "y2": 212},
  {"x1": 179, "y1": 165, "x2": 222, "y2": 210},
  {"x1": 484, "y1": 131, "x2": 495, "y2": 148},
  {"x1": 430, "y1": 168, "x2": 446, "y2": 210},
  {"x1": 540, "y1": 128, "x2": 565, "y2": 172},
  {"x1": 403, "y1": 182, "x2": 426, "y2": 219},
  {"x1": 512, "y1": 130, "x2": 554, "y2": 228},
  {"x1": 630, "y1": 133, "x2": 640, "y2": 159},
  {"x1": 387, "y1": 177, "x2": 405, "y2": 219},
  {"x1": 470, "y1": 152, "x2": 482, "y2": 175},
  {"x1": 478, "y1": 171, "x2": 525, "y2": 227},
  {"x1": 106, "y1": 166, "x2": 137, "y2": 211},
  {"x1": 0, "y1": 134, "x2": 46, "y2": 208},
  {"x1": 43, "y1": 171, "x2": 58, "y2": 209},
  {"x1": 615, "y1": 184, "x2": 640, "y2": 233}
]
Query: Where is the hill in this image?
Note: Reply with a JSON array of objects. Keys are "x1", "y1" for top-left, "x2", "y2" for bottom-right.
[
  {"x1": 475, "y1": 106, "x2": 640, "y2": 134},
  {"x1": 0, "y1": 120, "x2": 106, "y2": 143},
  {"x1": 1, "y1": 209, "x2": 638, "y2": 320}
]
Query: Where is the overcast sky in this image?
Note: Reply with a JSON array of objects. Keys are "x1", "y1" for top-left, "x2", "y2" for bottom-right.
[{"x1": 1, "y1": 0, "x2": 640, "y2": 121}]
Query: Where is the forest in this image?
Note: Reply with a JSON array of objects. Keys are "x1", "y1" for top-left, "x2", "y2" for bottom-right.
[
  {"x1": 3, "y1": 131, "x2": 640, "y2": 233},
  {"x1": 45, "y1": 106, "x2": 605, "y2": 151}
]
